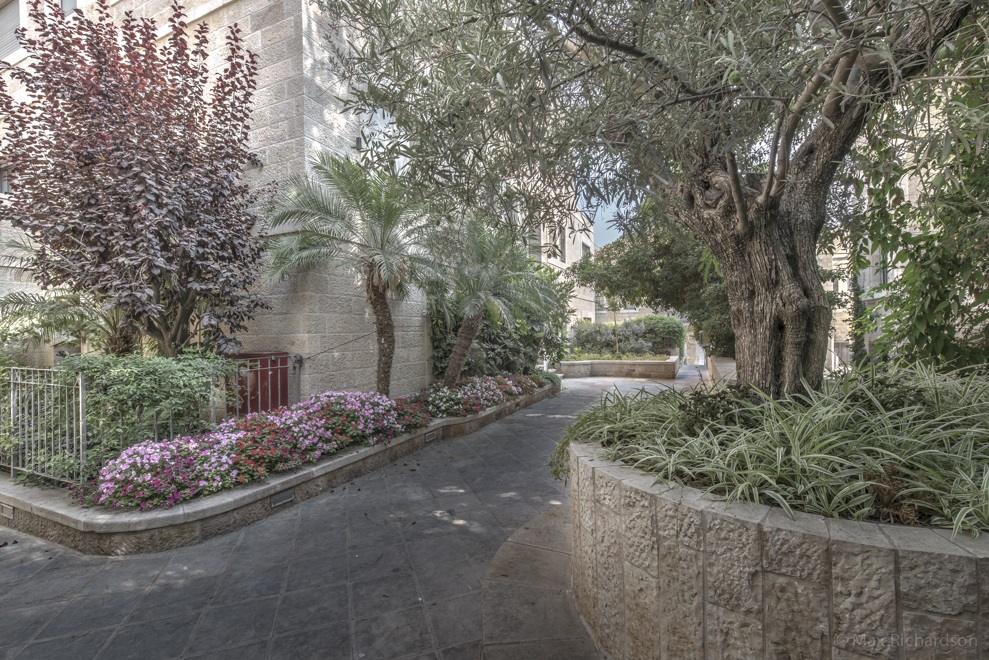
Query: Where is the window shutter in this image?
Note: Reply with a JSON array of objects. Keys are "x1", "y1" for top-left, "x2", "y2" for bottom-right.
[{"x1": 0, "y1": 0, "x2": 19, "y2": 60}]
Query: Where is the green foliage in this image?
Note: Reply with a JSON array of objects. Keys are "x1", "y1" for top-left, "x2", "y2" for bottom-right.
[
  {"x1": 570, "y1": 316, "x2": 684, "y2": 358},
  {"x1": 269, "y1": 153, "x2": 432, "y2": 298},
  {"x1": 567, "y1": 351, "x2": 670, "y2": 361},
  {"x1": 62, "y1": 352, "x2": 237, "y2": 464},
  {"x1": 555, "y1": 364, "x2": 989, "y2": 535},
  {"x1": 427, "y1": 220, "x2": 572, "y2": 383},
  {"x1": 0, "y1": 290, "x2": 138, "y2": 356},
  {"x1": 568, "y1": 217, "x2": 735, "y2": 357},
  {"x1": 269, "y1": 152, "x2": 433, "y2": 394},
  {"x1": 854, "y1": 35, "x2": 989, "y2": 368},
  {"x1": 849, "y1": 274, "x2": 869, "y2": 366}
]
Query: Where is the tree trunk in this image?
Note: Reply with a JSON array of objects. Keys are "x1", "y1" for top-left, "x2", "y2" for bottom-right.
[
  {"x1": 367, "y1": 282, "x2": 395, "y2": 396},
  {"x1": 658, "y1": 2, "x2": 971, "y2": 397},
  {"x1": 443, "y1": 313, "x2": 483, "y2": 387}
]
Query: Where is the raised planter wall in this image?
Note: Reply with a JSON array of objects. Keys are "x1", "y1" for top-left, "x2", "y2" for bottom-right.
[
  {"x1": 0, "y1": 383, "x2": 559, "y2": 556},
  {"x1": 557, "y1": 358, "x2": 680, "y2": 380},
  {"x1": 569, "y1": 442, "x2": 989, "y2": 660}
]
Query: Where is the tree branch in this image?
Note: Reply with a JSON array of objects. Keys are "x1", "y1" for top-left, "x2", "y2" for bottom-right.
[{"x1": 725, "y1": 152, "x2": 749, "y2": 236}]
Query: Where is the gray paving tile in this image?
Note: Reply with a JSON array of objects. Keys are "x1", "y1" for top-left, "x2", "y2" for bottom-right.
[
  {"x1": 274, "y1": 585, "x2": 350, "y2": 634},
  {"x1": 353, "y1": 605, "x2": 434, "y2": 660},
  {"x1": 438, "y1": 640, "x2": 482, "y2": 660},
  {"x1": 17, "y1": 628, "x2": 114, "y2": 660},
  {"x1": 352, "y1": 572, "x2": 421, "y2": 618},
  {"x1": 211, "y1": 564, "x2": 288, "y2": 606},
  {"x1": 79, "y1": 555, "x2": 170, "y2": 596},
  {"x1": 349, "y1": 543, "x2": 412, "y2": 581},
  {"x1": 426, "y1": 594, "x2": 481, "y2": 649},
  {"x1": 99, "y1": 610, "x2": 199, "y2": 660},
  {"x1": 184, "y1": 640, "x2": 268, "y2": 660},
  {"x1": 128, "y1": 575, "x2": 219, "y2": 624},
  {"x1": 268, "y1": 621, "x2": 351, "y2": 660},
  {"x1": 186, "y1": 596, "x2": 279, "y2": 652},
  {"x1": 415, "y1": 559, "x2": 484, "y2": 601},
  {"x1": 38, "y1": 591, "x2": 142, "y2": 640},
  {"x1": 285, "y1": 552, "x2": 349, "y2": 591},
  {"x1": 480, "y1": 582, "x2": 586, "y2": 645},
  {"x1": 0, "y1": 602, "x2": 66, "y2": 646}
]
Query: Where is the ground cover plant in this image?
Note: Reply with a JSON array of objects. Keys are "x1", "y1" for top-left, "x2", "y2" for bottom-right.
[
  {"x1": 89, "y1": 373, "x2": 549, "y2": 509},
  {"x1": 553, "y1": 364, "x2": 989, "y2": 535}
]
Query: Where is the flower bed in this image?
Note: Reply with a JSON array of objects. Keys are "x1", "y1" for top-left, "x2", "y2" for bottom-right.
[
  {"x1": 419, "y1": 374, "x2": 543, "y2": 418},
  {"x1": 85, "y1": 375, "x2": 548, "y2": 511}
]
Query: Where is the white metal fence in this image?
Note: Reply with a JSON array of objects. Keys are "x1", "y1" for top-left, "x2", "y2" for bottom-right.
[{"x1": 3, "y1": 367, "x2": 87, "y2": 484}]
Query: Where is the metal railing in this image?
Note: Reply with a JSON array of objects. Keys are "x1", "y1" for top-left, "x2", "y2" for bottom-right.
[
  {"x1": 3, "y1": 367, "x2": 87, "y2": 484},
  {"x1": 0, "y1": 354, "x2": 303, "y2": 485}
]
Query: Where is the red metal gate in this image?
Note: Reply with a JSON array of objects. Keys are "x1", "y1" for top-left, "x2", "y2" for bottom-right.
[{"x1": 228, "y1": 352, "x2": 292, "y2": 416}]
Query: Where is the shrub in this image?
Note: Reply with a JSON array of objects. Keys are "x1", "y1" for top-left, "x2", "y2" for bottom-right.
[
  {"x1": 571, "y1": 317, "x2": 684, "y2": 358},
  {"x1": 639, "y1": 315, "x2": 686, "y2": 354},
  {"x1": 554, "y1": 364, "x2": 989, "y2": 535}
]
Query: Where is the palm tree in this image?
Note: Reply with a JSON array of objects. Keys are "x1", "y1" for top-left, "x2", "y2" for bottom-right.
[
  {"x1": 432, "y1": 220, "x2": 559, "y2": 387},
  {"x1": 268, "y1": 153, "x2": 431, "y2": 396}
]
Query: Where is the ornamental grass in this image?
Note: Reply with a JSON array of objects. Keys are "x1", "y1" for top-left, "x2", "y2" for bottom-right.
[{"x1": 554, "y1": 364, "x2": 989, "y2": 535}]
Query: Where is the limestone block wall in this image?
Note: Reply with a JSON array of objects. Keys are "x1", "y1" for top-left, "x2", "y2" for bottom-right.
[
  {"x1": 239, "y1": 270, "x2": 431, "y2": 397},
  {"x1": 569, "y1": 442, "x2": 988, "y2": 660}
]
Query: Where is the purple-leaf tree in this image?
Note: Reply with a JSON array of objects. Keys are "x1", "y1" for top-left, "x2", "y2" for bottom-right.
[{"x1": 0, "y1": 0, "x2": 267, "y2": 356}]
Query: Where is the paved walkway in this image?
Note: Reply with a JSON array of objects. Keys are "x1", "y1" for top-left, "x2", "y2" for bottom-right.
[{"x1": 0, "y1": 371, "x2": 702, "y2": 660}]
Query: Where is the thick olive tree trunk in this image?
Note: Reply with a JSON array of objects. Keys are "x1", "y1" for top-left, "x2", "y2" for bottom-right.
[
  {"x1": 443, "y1": 313, "x2": 483, "y2": 387},
  {"x1": 667, "y1": 2, "x2": 970, "y2": 396},
  {"x1": 367, "y1": 283, "x2": 396, "y2": 396}
]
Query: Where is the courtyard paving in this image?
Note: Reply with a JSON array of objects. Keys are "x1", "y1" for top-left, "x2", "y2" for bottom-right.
[{"x1": 0, "y1": 370, "x2": 702, "y2": 660}]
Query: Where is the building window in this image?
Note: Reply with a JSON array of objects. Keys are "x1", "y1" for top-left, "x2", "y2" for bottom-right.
[
  {"x1": 0, "y1": 167, "x2": 10, "y2": 194},
  {"x1": 582, "y1": 243, "x2": 591, "y2": 259},
  {"x1": 61, "y1": 0, "x2": 76, "y2": 12},
  {"x1": 0, "y1": 0, "x2": 19, "y2": 60},
  {"x1": 555, "y1": 229, "x2": 566, "y2": 262}
]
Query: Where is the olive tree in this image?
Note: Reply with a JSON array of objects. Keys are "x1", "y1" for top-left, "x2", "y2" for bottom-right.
[{"x1": 322, "y1": 0, "x2": 983, "y2": 395}]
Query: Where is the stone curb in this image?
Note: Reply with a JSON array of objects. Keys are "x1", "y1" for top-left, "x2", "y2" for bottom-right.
[
  {"x1": 0, "y1": 383, "x2": 559, "y2": 555},
  {"x1": 570, "y1": 442, "x2": 989, "y2": 660}
]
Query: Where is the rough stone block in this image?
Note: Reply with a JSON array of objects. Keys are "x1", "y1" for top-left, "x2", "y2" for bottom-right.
[
  {"x1": 900, "y1": 612, "x2": 978, "y2": 660},
  {"x1": 764, "y1": 573, "x2": 829, "y2": 660},
  {"x1": 593, "y1": 504, "x2": 624, "y2": 659},
  {"x1": 573, "y1": 522, "x2": 595, "y2": 625},
  {"x1": 658, "y1": 539, "x2": 704, "y2": 659},
  {"x1": 761, "y1": 508, "x2": 830, "y2": 584},
  {"x1": 830, "y1": 523, "x2": 898, "y2": 659},
  {"x1": 882, "y1": 526, "x2": 977, "y2": 616},
  {"x1": 593, "y1": 465, "x2": 627, "y2": 512},
  {"x1": 620, "y1": 480, "x2": 658, "y2": 576},
  {"x1": 623, "y1": 562, "x2": 660, "y2": 660},
  {"x1": 655, "y1": 487, "x2": 704, "y2": 550},
  {"x1": 705, "y1": 603, "x2": 763, "y2": 660},
  {"x1": 705, "y1": 509, "x2": 762, "y2": 615}
]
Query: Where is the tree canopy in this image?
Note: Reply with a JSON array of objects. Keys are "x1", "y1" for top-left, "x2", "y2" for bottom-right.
[
  {"x1": 324, "y1": 0, "x2": 984, "y2": 394},
  {"x1": 0, "y1": 0, "x2": 266, "y2": 357}
]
